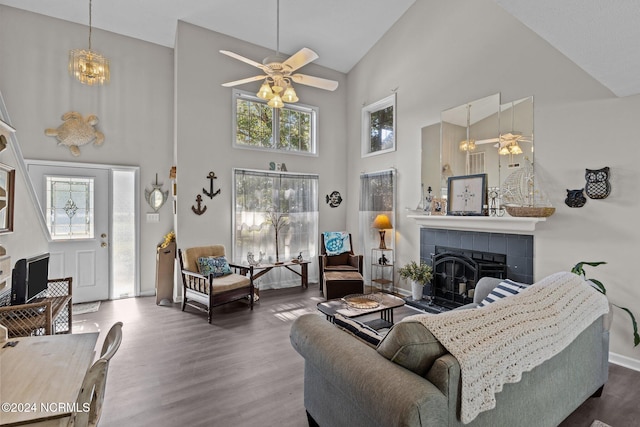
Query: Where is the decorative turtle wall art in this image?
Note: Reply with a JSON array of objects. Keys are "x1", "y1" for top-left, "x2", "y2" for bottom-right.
[{"x1": 45, "y1": 111, "x2": 105, "y2": 156}]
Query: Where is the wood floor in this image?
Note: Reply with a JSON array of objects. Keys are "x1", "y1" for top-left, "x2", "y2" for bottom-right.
[{"x1": 75, "y1": 286, "x2": 640, "y2": 427}]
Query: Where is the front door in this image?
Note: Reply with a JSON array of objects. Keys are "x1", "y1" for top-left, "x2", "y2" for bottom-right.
[{"x1": 26, "y1": 163, "x2": 110, "y2": 303}]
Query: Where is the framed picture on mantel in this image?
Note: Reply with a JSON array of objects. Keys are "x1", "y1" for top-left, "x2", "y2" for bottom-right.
[{"x1": 447, "y1": 174, "x2": 487, "y2": 216}]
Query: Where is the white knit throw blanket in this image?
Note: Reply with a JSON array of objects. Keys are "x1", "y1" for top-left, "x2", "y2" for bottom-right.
[{"x1": 404, "y1": 272, "x2": 609, "y2": 424}]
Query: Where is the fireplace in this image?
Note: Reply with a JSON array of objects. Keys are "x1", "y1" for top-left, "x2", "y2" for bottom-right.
[
  {"x1": 406, "y1": 227, "x2": 534, "y2": 312},
  {"x1": 431, "y1": 246, "x2": 507, "y2": 309}
]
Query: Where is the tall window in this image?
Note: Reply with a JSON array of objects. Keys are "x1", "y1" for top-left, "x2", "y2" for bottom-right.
[
  {"x1": 233, "y1": 90, "x2": 317, "y2": 155},
  {"x1": 359, "y1": 169, "x2": 396, "y2": 284},
  {"x1": 233, "y1": 169, "x2": 319, "y2": 289}
]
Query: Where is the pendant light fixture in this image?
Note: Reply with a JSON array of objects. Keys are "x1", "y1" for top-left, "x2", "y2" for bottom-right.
[{"x1": 69, "y1": 0, "x2": 110, "y2": 86}]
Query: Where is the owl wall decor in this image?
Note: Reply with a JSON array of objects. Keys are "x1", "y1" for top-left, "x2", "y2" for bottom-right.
[
  {"x1": 565, "y1": 189, "x2": 587, "y2": 208},
  {"x1": 585, "y1": 167, "x2": 611, "y2": 199}
]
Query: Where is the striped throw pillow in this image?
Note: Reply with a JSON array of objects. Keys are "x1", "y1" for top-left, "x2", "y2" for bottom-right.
[
  {"x1": 478, "y1": 279, "x2": 530, "y2": 307},
  {"x1": 333, "y1": 313, "x2": 382, "y2": 347}
]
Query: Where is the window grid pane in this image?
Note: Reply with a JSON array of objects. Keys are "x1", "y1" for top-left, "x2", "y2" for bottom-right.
[
  {"x1": 234, "y1": 90, "x2": 316, "y2": 154},
  {"x1": 46, "y1": 177, "x2": 94, "y2": 240}
]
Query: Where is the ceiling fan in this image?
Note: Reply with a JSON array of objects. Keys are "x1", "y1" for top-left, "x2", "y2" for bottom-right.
[{"x1": 220, "y1": 0, "x2": 339, "y2": 108}]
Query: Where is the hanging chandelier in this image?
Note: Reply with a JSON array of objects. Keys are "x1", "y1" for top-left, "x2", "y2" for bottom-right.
[{"x1": 69, "y1": 0, "x2": 110, "y2": 86}]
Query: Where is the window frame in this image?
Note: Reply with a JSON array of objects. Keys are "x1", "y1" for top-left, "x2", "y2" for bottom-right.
[
  {"x1": 232, "y1": 89, "x2": 319, "y2": 156},
  {"x1": 361, "y1": 93, "x2": 397, "y2": 158}
]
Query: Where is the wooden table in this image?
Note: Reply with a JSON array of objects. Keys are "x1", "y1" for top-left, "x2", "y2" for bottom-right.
[
  {"x1": 0, "y1": 332, "x2": 98, "y2": 426},
  {"x1": 237, "y1": 260, "x2": 310, "y2": 294}
]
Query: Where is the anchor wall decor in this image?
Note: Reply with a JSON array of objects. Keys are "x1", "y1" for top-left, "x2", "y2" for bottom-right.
[
  {"x1": 192, "y1": 194, "x2": 207, "y2": 215},
  {"x1": 203, "y1": 171, "x2": 221, "y2": 199}
]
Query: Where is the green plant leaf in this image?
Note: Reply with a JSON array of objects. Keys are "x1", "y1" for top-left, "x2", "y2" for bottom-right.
[
  {"x1": 612, "y1": 304, "x2": 640, "y2": 347},
  {"x1": 588, "y1": 278, "x2": 606, "y2": 295},
  {"x1": 572, "y1": 261, "x2": 638, "y2": 347}
]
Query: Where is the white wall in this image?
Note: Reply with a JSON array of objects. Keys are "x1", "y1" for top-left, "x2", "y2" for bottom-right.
[
  {"x1": 346, "y1": 0, "x2": 640, "y2": 362},
  {"x1": 0, "y1": 6, "x2": 174, "y2": 296},
  {"x1": 174, "y1": 22, "x2": 348, "y2": 271}
]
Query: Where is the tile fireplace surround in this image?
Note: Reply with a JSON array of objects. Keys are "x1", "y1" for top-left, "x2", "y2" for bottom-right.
[{"x1": 420, "y1": 228, "x2": 533, "y2": 285}]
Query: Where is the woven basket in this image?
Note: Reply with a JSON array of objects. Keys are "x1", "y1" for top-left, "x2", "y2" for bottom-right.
[{"x1": 504, "y1": 206, "x2": 555, "y2": 218}]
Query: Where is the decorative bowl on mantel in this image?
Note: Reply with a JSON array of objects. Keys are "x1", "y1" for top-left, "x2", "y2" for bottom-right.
[{"x1": 504, "y1": 205, "x2": 555, "y2": 218}]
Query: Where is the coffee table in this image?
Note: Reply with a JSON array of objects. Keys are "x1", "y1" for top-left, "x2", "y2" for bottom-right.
[{"x1": 316, "y1": 292, "x2": 405, "y2": 330}]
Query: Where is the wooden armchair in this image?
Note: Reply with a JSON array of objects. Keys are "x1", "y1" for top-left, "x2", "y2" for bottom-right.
[
  {"x1": 178, "y1": 245, "x2": 254, "y2": 323},
  {"x1": 319, "y1": 233, "x2": 363, "y2": 290}
]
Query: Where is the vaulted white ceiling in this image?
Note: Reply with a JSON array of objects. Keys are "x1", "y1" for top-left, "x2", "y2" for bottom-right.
[
  {"x1": 1, "y1": 0, "x2": 638, "y2": 96},
  {"x1": 494, "y1": 0, "x2": 640, "y2": 97},
  {"x1": 0, "y1": 0, "x2": 416, "y2": 74}
]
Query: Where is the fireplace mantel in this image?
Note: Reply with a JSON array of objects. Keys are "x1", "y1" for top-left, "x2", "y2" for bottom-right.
[{"x1": 407, "y1": 212, "x2": 545, "y2": 234}]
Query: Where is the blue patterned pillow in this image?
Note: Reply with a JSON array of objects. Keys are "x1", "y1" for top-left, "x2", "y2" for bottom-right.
[
  {"x1": 197, "y1": 256, "x2": 232, "y2": 278},
  {"x1": 323, "y1": 231, "x2": 352, "y2": 256},
  {"x1": 478, "y1": 279, "x2": 530, "y2": 307}
]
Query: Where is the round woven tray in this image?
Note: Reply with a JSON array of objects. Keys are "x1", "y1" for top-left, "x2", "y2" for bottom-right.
[
  {"x1": 504, "y1": 206, "x2": 555, "y2": 218},
  {"x1": 342, "y1": 294, "x2": 381, "y2": 309}
]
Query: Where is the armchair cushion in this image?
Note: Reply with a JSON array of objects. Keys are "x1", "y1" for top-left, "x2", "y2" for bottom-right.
[
  {"x1": 183, "y1": 245, "x2": 227, "y2": 272},
  {"x1": 324, "y1": 252, "x2": 353, "y2": 267},
  {"x1": 197, "y1": 256, "x2": 232, "y2": 278}
]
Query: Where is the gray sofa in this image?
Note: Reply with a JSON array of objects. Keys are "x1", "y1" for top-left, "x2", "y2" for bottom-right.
[{"x1": 290, "y1": 277, "x2": 611, "y2": 427}]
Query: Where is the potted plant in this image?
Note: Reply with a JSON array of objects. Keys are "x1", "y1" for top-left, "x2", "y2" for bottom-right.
[
  {"x1": 572, "y1": 261, "x2": 639, "y2": 347},
  {"x1": 399, "y1": 260, "x2": 433, "y2": 300}
]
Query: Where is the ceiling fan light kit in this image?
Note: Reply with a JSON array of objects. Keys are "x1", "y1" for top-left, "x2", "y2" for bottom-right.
[{"x1": 220, "y1": 0, "x2": 338, "y2": 108}]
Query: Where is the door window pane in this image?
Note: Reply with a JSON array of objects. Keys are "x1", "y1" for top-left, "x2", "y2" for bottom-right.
[{"x1": 46, "y1": 177, "x2": 94, "y2": 240}]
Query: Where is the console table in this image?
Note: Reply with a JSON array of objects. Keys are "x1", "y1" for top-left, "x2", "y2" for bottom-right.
[{"x1": 0, "y1": 277, "x2": 73, "y2": 337}]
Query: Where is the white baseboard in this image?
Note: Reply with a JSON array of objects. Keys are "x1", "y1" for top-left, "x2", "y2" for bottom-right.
[
  {"x1": 139, "y1": 290, "x2": 156, "y2": 297},
  {"x1": 609, "y1": 352, "x2": 640, "y2": 372}
]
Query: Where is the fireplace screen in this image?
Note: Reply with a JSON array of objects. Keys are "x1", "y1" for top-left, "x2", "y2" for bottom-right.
[{"x1": 430, "y1": 246, "x2": 507, "y2": 308}]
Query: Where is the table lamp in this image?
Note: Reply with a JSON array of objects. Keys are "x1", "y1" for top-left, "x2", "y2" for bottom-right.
[{"x1": 372, "y1": 214, "x2": 392, "y2": 249}]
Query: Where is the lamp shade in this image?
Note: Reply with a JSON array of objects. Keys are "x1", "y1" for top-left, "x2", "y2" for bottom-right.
[{"x1": 372, "y1": 214, "x2": 392, "y2": 230}]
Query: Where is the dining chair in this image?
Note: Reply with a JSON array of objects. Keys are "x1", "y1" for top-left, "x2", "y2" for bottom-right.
[
  {"x1": 27, "y1": 359, "x2": 109, "y2": 427},
  {"x1": 100, "y1": 321, "x2": 123, "y2": 361}
]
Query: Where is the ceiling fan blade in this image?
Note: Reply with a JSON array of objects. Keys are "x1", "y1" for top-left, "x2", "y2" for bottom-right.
[
  {"x1": 291, "y1": 74, "x2": 339, "y2": 91},
  {"x1": 282, "y1": 48, "x2": 319, "y2": 72},
  {"x1": 220, "y1": 50, "x2": 266, "y2": 71},
  {"x1": 221, "y1": 75, "x2": 266, "y2": 87}
]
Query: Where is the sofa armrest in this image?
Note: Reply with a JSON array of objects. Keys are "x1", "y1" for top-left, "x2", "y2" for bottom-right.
[{"x1": 291, "y1": 314, "x2": 448, "y2": 426}]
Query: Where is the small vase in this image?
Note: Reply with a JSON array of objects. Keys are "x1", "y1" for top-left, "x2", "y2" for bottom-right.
[{"x1": 411, "y1": 281, "x2": 424, "y2": 300}]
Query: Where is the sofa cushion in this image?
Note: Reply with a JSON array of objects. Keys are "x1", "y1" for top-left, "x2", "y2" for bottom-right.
[
  {"x1": 333, "y1": 313, "x2": 382, "y2": 348},
  {"x1": 376, "y1": 320, "x2": 447, "y2": 376},
  {"x1": 198, "y1": 256, "x2": 232, "y2": 278},
  {"x1": 477, "y1": 279, "x2": 529, "y2": 307}
]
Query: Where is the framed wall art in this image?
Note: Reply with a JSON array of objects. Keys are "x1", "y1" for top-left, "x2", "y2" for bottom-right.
[
  {"x1": 0, "y1": 162, "x2": 15, "y2": 234},
  {"x1": 447, "y1": 173, "x2": 487, "y2": 216},
  {"x1": 361, "y1": 93, "x2": 396, "y2": 157}
]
